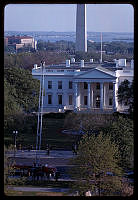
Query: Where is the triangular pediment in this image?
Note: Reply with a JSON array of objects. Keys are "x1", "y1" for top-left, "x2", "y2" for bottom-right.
[{"x1": 74, "y1": 67, "x2": 116, "y2": 79}]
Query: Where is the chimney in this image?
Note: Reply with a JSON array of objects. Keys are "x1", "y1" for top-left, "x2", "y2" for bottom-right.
[
  {"x1": 34, "y1": 64, "x2": 38, "y2": 69},
  {"x1": 131, "y1": 59, "x2": 134, "y2": 69},
  {"x1": 81, "y1": 60, "x2": 84, "y2": 67},
  {"x1": 90, "y1": 58, "x2": 94, "y2": 63},
  {"x1": 66, "y1": 60, "x2": 70, "y2": 67},
  {"x1": 118, "y1": 59, "x2": 126, "y2": 67},
  {"x1": 71, "y1": 58, "x2": 75, "y2": 63}
]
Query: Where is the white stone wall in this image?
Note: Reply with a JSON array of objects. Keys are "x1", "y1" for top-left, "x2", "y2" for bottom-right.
[
  {"x1": 32, "y1": 65, "x2": 133, "y2": 113},
  {"x1": 42, "y1": 76, "x2": 74, "y2": 111}
]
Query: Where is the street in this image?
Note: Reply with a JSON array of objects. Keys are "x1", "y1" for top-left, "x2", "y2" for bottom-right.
[{"x1": 7, "y1": 150, "x2": 76, "y2": 180}]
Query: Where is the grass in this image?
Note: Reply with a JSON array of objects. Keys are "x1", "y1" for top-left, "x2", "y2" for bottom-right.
[{"x1": 5, "y1": 116, "x2": 80, "y2": 150}]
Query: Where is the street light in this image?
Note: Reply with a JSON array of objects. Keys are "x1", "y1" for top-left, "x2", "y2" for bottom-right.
[{"x1": 13, "y1": 130, "x2": 18, "y2": 158}]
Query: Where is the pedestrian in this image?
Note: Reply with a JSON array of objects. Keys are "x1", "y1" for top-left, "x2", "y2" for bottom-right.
[
  {"x1": 49, "y1": 173, "x2": 52, "y2": 180},
  {"x1": 19, "y1": 144, "x2": 22, "y2": 150},
  {"x1": 32, "y1": 168, "x2": 36, "y2": 181},
  {"x1": 74, "y1": 144, "x2": 77, "y2": 155},
  {"x1": 72, "y1": 144, "x2": 75, "y2": 155},
  {"x1": 47, "y1": 147, "x2": 50, "y2": 156},
  {"x1": 47, "y1": 172, "x2": 50, "y2": 180},
  {"x1": 72, "y1": 144, "x2": 77, "y2": 155},
  {"x1": 46, "y1": 144, "x2": 50, "y2": 156},
  {"x1": 55, "y1": 171, "x2": 60, "y2": 181}
]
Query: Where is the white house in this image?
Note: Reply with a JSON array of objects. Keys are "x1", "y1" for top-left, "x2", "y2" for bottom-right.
[{"x1": 32, "y1": 59, "x2": 134, "y2": 113}]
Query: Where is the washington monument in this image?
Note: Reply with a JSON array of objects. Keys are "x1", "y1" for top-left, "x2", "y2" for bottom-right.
[{"x1": 76, "y1": 4, "x2": 87, "y2": 52}]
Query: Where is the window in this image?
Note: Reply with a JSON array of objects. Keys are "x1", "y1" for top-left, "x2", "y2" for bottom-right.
[
  {"x1": 57, "y1": 70, "x2": 64, "y2": 72},
  {"x1": 67, "y1": 70, "x2": 74, "y2": 72},
  {"x1": 84, "y1": 96, "x2": 88, "y2": 105},
  {"x1": 48, "y1": 81, "x2": 52, "y2": 89},
  {"x1": 58, "y1": 81, "x2": 62, "y2": 89},
  {"x1": 69, "y1": 95, "x2": 72, "y2": 105},
  {"x1": 109, "y1": 98, "x2": 113, "y2": 106},
  {"x1": 48, "y1": 95, "x2": 52, "y2": 104},
  {"x1": 109, "y1": 83, "x2": 113, "y2": 90},
  {"x1": 69, "y1": 81, "x2": 72, "y2": 89},
  {"x1": 84, "y1": 82, "x2": 88, "y2": 89},
  {"x1": 96, "y1": 83, "x2": 100, "y2": 90},
  {"x1": 46, "y1": 70, "x2": 53, "y2": 72},
  {"x1": 58, "y1": 95, "x2": 62, "y2": 105}
]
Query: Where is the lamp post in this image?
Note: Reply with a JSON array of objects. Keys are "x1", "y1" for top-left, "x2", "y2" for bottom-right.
[{"x1": 13, "y1": 130, "x2": 18, "y2": 158}]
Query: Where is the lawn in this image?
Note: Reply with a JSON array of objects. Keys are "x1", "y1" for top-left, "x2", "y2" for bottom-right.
[{"x1": 4, "y1": 114, "x2": 80, "y2": 150}]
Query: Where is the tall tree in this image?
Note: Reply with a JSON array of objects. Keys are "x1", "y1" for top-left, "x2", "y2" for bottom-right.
[
  {"x1": 70, "y1": 132, "x2": 123, "y2": 196},
  {"x1": 4, "y1": 67, "x2": 40, "y2": 113},
  {"x1": 4, "y1": 67, "x2": 39, "y2": 141},
  {"x1": 65, "y1": 113, "x2": 133, "y2": 170},
  {"x1": 117, "y1": 79, "x2": 134, "y2": 116},
  {"x1": 105, "y1": 116, "x2": 134, "y2": 170}
]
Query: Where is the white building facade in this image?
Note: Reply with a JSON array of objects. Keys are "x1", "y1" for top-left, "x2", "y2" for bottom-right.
[{"x1": 32, "y1": 59, "x2": 134, "y2": 113}]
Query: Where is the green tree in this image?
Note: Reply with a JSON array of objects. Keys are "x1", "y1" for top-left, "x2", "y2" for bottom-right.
[
  {"x1": 4, "y1": 78, "x2": 22, "y2": 117},
  {"x1": 4, "y1": 78, "x2": 23, "y2": 134},
  {"x1": 64, "y1": 113, "x2": 133, "y2": 170},
  {"x1": 117, "y1": 79, "x2": 134, "y2": 116},
  {"x1": 4, "y1": 145, "x2": 16, "y2": 192},
  {"x1": 4, "y1": 67, "x2": 39, "y2": 144},
  {"x1": 105, "y1": 116, "x2": 134, "y2": 170},
  {"x1": 4, "y1": 67, "x2": 39, "y2": 113},
  {"x1": 70, "y1": 132, "x2": 123, "y2": 196}
]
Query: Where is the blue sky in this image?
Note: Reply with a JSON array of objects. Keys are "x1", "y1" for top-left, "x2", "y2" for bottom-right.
[{"x1": 4, "y1": 4, "x2": 134, "y2": 32}]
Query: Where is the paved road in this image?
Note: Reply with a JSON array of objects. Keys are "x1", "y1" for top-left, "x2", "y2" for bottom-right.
[
  {"x1": 7, "y1": 186, "x2": 70, "y2": 193},
  {"x1": 7, "y1": 150, "x2": 76, "y2": 167},
  {"x1": 7, "y1": 150, "x2": 76, "y2": 180},
  {"x1": 7, "y1": 150, "x2": 75, "y2": 159}
]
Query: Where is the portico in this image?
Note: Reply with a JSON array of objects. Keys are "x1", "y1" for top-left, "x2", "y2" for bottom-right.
[{"x1": 73, "y1": 67, "x2": 117, "y2": 112}]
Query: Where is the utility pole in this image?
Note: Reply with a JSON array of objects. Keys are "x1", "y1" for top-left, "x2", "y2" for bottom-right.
[{"x1": 35, "y1": 61, "x2": 45, "y2": 165}]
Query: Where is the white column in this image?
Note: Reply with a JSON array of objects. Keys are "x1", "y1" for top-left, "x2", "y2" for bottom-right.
[
  {"x1": 74, "y1": 82, "x2": 78, "y2": 109},
  {"x1": 78, "y1": 83, "x2": 80, "y2": 108},
  {"x1": 113, "y1": 82, "x2": 117, "y2": 112},
  {"x1": 100, "y1": 82, "x2": 104, "y2": 110},
  {"x1": 88, "y1": 82, "x2": 91, "y2": 108},
  {"x1": 104, "y1": 83, "x2": 106, "y2": 108},
  {"x1": 91, "y1": 84, "x2": 94, "y2": 108}
]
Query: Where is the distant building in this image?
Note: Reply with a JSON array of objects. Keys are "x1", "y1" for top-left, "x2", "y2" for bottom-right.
[
  {"x1": 32, "y1": 58, "x2": 134, "y2": 114},
  {"x1": 15, "y1": 43, "x2": 24, "y2": 50},
  {"x1": 4, "y1": 36, "x2": 37, "y2": 50},
  {"x1": 4, "y1": 37, "x2": 8, "y2": 46}
]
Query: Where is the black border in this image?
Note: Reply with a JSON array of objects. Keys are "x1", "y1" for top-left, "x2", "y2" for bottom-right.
[{"x1": 1, "y1": 0, "x2": 136, "y2": 199}]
